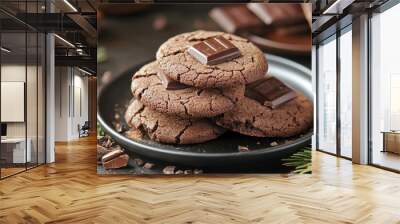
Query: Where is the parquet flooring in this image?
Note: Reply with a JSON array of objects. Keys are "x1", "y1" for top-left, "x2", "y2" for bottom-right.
[{"x1": 1, "y1": 135, "x2": 400, "y2": 223}]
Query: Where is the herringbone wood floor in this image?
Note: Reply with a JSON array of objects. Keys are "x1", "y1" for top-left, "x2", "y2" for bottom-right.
[{"x1": 1, "y1": 136, "x2": 400, "y2": 224}]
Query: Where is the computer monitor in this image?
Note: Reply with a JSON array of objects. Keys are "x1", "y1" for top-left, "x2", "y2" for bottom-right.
[{"x1": 1, "y1": 123, "x2": 7, "y2": 137}]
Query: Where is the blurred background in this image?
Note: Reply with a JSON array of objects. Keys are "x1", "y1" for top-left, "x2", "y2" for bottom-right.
[{"x1": 98, "y1": 4, "x2": 311, "y2": 86}]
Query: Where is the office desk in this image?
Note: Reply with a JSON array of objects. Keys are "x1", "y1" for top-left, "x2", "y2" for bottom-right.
[
  {"x1": 1, "y1": 138, "x2": 31, "y2": 163},
  {"x1": 382, "y1": 131, "x2": 400, "y2": 154}
]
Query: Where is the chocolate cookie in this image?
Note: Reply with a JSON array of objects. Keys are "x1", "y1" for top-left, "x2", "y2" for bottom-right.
[
  {"x1": 156, "y1": 30, "x2": 268, "y2": 88},
  {"x1": 215, "y1": 95, "x2": 313, "y2": 137},
  {"x1": 125, "y1": 99, "x2": 225, "y2": 144},
  {"x1": 131, "y1": 61, "x2": 245, "y2": 118}
]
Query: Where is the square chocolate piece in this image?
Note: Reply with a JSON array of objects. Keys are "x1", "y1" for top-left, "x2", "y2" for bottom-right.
[
  {"x1": 187, "y1": 35, "x2": 241, "y2": 65},
  {"x1": 158, "y1": 70, "x2": 189, "y2": 90},
  {"x1": 245, "y1": 77, "x2": 297, "y2": 108},
  {"x1": 209, "y1": 5, "x2": 265, "y2": 34}
]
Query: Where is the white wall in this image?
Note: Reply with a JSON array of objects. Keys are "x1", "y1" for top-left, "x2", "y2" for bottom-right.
[
  {"x1": 1, "y1": 63, "x2": 46, "y2": 164},
  {"x1": 54, "y1": 67, "x2": 89, "y2": 141}
]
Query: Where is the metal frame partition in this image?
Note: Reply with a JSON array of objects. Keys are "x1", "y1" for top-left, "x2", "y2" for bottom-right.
[
  {"x1": 315, "y1": 21, "x2": 353, "y2": 161},
  {"x1": 0, "y1": 1, "x2": 47, "y2": 180}
]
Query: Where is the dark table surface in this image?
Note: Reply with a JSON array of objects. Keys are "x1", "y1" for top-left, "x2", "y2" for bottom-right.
[
  {"x1": 97, "y1": 4, "x2": 311, "y2": 174},
  {"x1": 98, "y1": 4, "x2": 310, "y2": 80}
]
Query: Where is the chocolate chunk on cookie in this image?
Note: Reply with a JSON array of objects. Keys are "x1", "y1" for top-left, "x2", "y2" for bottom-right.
[
  {"x1": 245, "y1": 77, "x2": 297, "y2": 109},
  {"x1": 125, "y1": 99, "x2": 225, "y2": 144},
  {"x1": 131, "y1": 61, "x2": 245, "y2": 118},
  {"x1": 215, "y1": 95, "x2": 313, "y2": 137},
  {"x1": 156, "y1": 30, "x2": 267, "y2": 88}
]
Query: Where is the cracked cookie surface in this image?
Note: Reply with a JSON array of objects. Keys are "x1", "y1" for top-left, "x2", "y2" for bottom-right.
[
  {"x1": 156, "y1": 30, "x2": 268, "y2": 88},
  {"x1": 131, "y1": 61, "x2": 245, "y2": 118},
  {"x1": 125, "y1": 99, "x2": 225, "y2": 144},
  {"x1": 215, "y1": 95, "x2": 313, "y2": 137}
]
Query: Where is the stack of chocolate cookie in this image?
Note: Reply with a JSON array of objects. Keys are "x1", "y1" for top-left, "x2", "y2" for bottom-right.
[{"x1": 124, "y1": 30, "x2": 312, "y2": 145}]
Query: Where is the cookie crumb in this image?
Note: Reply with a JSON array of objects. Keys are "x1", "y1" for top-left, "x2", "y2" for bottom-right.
[
  {"x1": 175, "y1": 170, "x2": 184, "y2": 175},
  {"x1": 163, "y1": 166, "x2": 176, "y2": 175},
  {"x1": 238, "y1": 145, "x2": 250, "y2": 152},
  {"x1": 193, "y1": 169, "x2": 203, "y2": 174},
  {"x1": 133, "y1": 158, "x2": 144, "y2": 166},
  {"x1": 143, "y1": 162, "x2": 155, "y2": 169},
  {"x1": 270, "y1": 141, "x2": 278, "y2": 147},
  {"x1": 124, "y1": 129, "x2": 143, "y2": 140}
]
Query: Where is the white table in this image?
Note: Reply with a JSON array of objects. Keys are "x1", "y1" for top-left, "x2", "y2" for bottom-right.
[{"x1": 1, "y1": 138, "x2": 31, "y2": 163}]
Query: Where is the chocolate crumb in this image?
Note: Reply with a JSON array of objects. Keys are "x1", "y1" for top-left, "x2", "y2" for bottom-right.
[
  {"x1": 102, "y1": 138, "x2": 113, "y2": 148},
  {"x1": 97, "y1": 146, "x2": 113, "y2": 161},
  {"x1": 143, "y1": 162, "x2": 155, "y2": 169},
  {"x1": 163, "y1": 166, "x2": 176, "y2": 175}
]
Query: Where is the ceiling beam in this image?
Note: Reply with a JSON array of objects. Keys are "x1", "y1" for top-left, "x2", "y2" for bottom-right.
[
  {"x1": 67, "y1": 13, "x2": 97, "y2": 38},
  {"x1": 55, "y1": 55, "x2": 96, "y2": 72}
]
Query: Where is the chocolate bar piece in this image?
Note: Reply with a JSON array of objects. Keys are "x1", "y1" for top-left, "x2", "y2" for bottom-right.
[
  {"x1": 101, "y1": 149, "x2": 129, "y2": 169},
  {"x1": 188, "y1": 36, "x2": 241, "y2": 65},
  {"x1": 209, "y1": 5, "x2": 264, "y2": 34},
  {"x1": 245, "y1": 77, "x2": 297, "y2": 108},
  {"x1": 158, "y1": 70, "x2": 189, "y2": 90},
  {"x1": 247, "y1": 3, "x2": 305, "y2": 26}
]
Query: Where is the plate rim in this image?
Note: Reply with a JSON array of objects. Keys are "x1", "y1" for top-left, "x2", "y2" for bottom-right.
[{"x1": 246, "y1": 33, "x2": 311, "y2": 55}]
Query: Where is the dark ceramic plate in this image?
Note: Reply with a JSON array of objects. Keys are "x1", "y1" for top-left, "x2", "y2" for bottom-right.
[
  {"x1": 98, "y1": 54, "x2": 313, "y2": 167},
  {"x1": 244, "y1": 30, "x2": 311, "y2": 56}
]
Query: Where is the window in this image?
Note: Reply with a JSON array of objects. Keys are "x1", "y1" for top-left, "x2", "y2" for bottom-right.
[
  {"x1": 370, "y1": 3, "x2": 400, "y2": 171},
  {"x1": 317, "y1": 36, "x2": 337, "y2": 154},
  {"x1": 339, "y1": 28, "x2": 352, "y2": 158}
]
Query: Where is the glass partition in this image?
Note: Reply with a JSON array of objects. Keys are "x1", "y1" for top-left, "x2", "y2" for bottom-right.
[
  {"x1": 1, "y1": 31, "x2": 28, "y2": 178},
  {"x1": 339, "y1": 27, "x2": 352, "y2": 158},
  {"x1": 317, "y1": 36, "x2": 337, "y2": 154},
  {"x1": 0, "y1": 1, "x2": 46, "y2": 179},
  {"x1": 27, "y1": 30, "x2": 38, "y2": 169},
  {"x1": 38, "y1": 32, "x2": 45, "y2": 165}
]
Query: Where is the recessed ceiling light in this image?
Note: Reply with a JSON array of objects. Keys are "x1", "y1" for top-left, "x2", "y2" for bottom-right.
[
  {"x1": 78, "y1": 67, "x2": 93, "y2": 76},
  {"x1": 1, "y1": 47, "x2": 11, "y2": 53},
  {"x1": 323, "y1": 0, "x2": 354, "y2": 15},
  {"x1": 54, "y1": 34, "x2": 75, "y2": 48},
  {"x1": 63, "y1": 0, "x2": 78, "y2": 12}
]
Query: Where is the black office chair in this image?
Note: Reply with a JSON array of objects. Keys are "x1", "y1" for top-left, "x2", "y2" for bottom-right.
[{"x1": 79, "y1": 121, "x2": 90, "y2": 138}]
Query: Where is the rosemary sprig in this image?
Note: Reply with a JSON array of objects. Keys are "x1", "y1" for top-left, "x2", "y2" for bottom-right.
[
  {"x1": 97, "y1": 122, "x2": 105, "y2": 137},
  {"x1": 282, "y1": 148, "x2": 312, "y2": 174}
]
